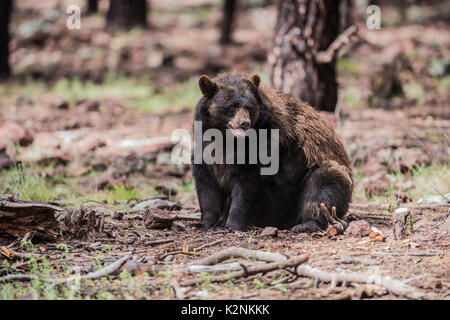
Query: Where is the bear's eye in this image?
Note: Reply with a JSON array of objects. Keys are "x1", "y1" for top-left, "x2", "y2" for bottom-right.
[{"x1": 229, "y1": 103, "x2": 238, "y2": 109}]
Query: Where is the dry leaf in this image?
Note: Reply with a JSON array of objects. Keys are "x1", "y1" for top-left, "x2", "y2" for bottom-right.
[
  {"x1": 373, "y1": 235, "x2": 386, "y2": 242},
  {"x1": 0, "y1": 246, "x2": 14, "y2": 260},
  {"x1": 369, "y1": 231, "x2": 379, "y2": 239}
]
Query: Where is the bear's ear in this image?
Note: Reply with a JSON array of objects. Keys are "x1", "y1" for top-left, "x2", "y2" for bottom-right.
[
  {"x1": 199, "y1": 75, "x2": 218, "y2": 97},
  {"x1": 249, "y1": 74, "x2": 260, "y2": 88}
]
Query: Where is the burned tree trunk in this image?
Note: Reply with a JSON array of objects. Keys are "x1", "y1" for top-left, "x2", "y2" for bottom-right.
[
  {"x1": 106, "y1": 0, "x2": 148, "y2": 30},
  {"x1": 87, "y1": 0, "x2": 98, "y2": 14},
  {"x1": 0, "y1": 196, "x2": 61, "y2": 242},
  {"x1": 268, "y1": 0, "x2": 352, "y2": 112},
  {"x1": 0, "y1": 0, "x2": 13, "y2": 78},
  {"x1": 220, "y1": 0, "x2": 237, "y2": 44}
]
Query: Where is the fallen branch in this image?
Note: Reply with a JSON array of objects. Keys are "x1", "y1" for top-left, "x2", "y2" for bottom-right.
[
  {"x1": 188, "y1": 262, "x2": 259, "y2": 273},
  {"x1": 0, "y1": 255, "x2": 131, "y2": 284},
  {"x1": 147, "y1": 238, "x2": 175, "y2": 246},
  {"x1": 193, "y1": 239, "x2": 224, "y2": 252},
  {"x1": 180, "y1": 254, "x2": 309, "y2": 287},
  {"x1": 189, "y1": 247, "x2": 287, "y2": 266},
  {"x1": 295, "y1": 264, "x2": 433, "y2": 300}
]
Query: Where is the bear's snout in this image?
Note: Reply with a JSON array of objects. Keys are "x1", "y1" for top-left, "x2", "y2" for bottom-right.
[
  {"x1": 228, "y1": 108, "x2": 251, "y2": 130},
  {"x1": 238, "y1": 118, "x2": 250, "y2": 130}
]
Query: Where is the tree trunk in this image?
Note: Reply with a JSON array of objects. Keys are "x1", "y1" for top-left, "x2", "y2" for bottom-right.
[
  {"x1": 0, "y1": 0, "x2": 13, "y2": 78},
  {"x1": 106, "y1": 0, "x2": 148, "y2": 30},
  {"x1": 220, "y1": 0, "x2": 237, "y2": 44},
  {"x1": 268, "y1": 0, "x2": 350, "y2": 112},
  {"x1": 87, "y1": 0, "x2": 98, "y2": 14}
]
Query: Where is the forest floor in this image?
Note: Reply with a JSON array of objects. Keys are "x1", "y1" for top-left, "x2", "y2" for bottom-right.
[{"x1": 0, "y1": 0, "x2": 449, "y2": 300}]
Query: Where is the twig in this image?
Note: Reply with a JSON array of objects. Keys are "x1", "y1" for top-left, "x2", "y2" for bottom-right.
[
  {"x1": 0, "y1": 255, "x2": 131, "y2": 284},
  {"x1": 193, "y1": 239, "x2": 224, "y2": 252},
  {"x1": 189, "y1": 247, "x2": 287, "y2": 266},
  {"x1": 158, "y1": 239, "x2": 224, "y2": 260},
  {"x1": 180, "y1": 254, "x2": 309, "y2": 287},
  {"x1": 295, "y1": 264, "x2": 433, "y2": 300},
  {"x1": 146, "y1": 238, "x2": 175, "y2": 246}
]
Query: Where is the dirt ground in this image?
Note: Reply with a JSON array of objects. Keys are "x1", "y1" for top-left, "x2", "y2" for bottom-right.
[{"x1": 0, "y1": 0, "x2": 449, "y2": 300}]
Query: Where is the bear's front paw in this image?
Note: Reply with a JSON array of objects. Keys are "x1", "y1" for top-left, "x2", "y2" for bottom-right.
[
  {"x1": 225, "y1": 219, "x2": 251, "y2": 232},
  {"x1": 194, "y1": 220, "x2": 217, "y2": 231}
]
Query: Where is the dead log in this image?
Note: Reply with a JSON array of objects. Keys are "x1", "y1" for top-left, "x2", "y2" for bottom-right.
[{"x1": 0, "y1": 196, "x2": 62, "y2": 242}]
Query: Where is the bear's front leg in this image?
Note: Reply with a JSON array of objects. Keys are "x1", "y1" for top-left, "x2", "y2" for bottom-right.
[
  {"x1": 225, "y1": 183, "x2": 257, "y2": 232},
  {"x1": 193, "y1": 164, "x2": 223, "y2": 230}
]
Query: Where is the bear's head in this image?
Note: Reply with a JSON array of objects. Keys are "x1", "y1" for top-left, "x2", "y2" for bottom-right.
[{"x1": 198, "y1": 74, "x2": 261, "y2": 137}]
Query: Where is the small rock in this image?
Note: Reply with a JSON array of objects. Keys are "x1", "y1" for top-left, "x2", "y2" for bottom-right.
[
  {"x1": 345, "y1": 220, "x2": 371, "y2": 238},
  {"x1": 171, "y1": 221, "x2": 186, "y2": 232},
  {"x1": 144, "y1": 208, "x2": 173, "y2": 229},
  {"x1": 261, "y1": 226, "x2": 278, "y2": 237}
]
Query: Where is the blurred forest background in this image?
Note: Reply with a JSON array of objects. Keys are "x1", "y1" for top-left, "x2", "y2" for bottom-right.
[{"x1": 0, "y1": 0, "x2": 449, "y2": 300}]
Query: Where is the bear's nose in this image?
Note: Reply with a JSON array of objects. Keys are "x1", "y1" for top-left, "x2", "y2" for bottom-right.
[{"x1": 239, "y1": 119, "x2": 251, "y2": 130}]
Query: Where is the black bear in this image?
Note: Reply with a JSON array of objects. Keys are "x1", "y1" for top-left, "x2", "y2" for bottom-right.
[{"x1": 192, "y1": 73, "x2": 352, "y2": 233}]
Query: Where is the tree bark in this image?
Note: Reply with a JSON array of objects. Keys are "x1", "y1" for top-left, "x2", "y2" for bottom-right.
[
  {"x1": 87, "y1": 0, "x2": 98, "y2": 14},
  {"x1": 220, "y1": 0, "x2": 237, "y2": 44},
  {"x1": 0, "y1": 0, "x2": 13, "y2": 78},
  {"x1": 0, "y1": 196, "x2": 61, "y2": 242},
  {"x1": 268, "y1": 0, "x2": 351, "y2": 112},
  {"x1": 106, "y1": 0, "x2": 148, "y2": 30}
]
